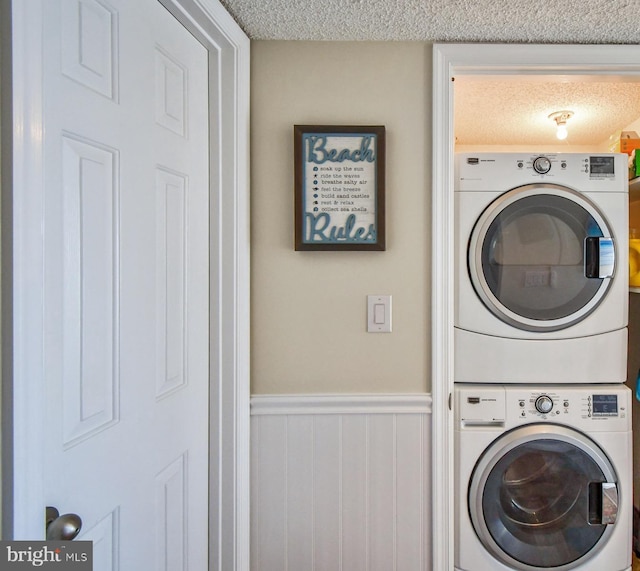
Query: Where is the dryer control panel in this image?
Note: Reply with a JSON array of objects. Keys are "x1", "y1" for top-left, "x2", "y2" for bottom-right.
[
  {"x1": 455, "y1": 152, "x2": 628, "y2": 193},
  {"x1": 456, "y1": 384, "x2": 631, "y2": 432}
]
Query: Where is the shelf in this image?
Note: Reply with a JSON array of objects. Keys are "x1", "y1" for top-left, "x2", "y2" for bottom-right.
[{"x1": 630, "y1": 287, "x2": 640, "y2": 294}]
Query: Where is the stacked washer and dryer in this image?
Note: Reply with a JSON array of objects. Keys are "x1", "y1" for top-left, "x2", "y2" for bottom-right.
[{"x1": 454, "y1": 153, "x2": 632, "y2": 571}]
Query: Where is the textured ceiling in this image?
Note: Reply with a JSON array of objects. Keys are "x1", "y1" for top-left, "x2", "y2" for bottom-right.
[
  {"x1": 220, "y1": 0, "x2": 640, "y2": 146},
  {"x1": 219, "y1": 0, "x2": 640, "y2": 43},
  {"x1": 454, "y1": 77, "x2": 640, "y2": 146}
]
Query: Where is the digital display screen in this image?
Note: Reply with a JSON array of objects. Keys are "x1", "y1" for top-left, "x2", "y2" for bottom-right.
[
  {"x1": 590, "y1": 156, "x2": 615, "y2": 175},
  {"x1": 592, "y1": 394, "x2": 618, "y2": 416}
]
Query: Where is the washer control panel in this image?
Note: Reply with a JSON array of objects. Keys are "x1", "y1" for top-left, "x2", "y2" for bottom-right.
[
  {"x1": 514, "y1": 389, "x2": 626, "y2": 421},
  {"x1": 513, "y1": 388, "x2": 631, "y2": 429},
  {"x1": 516, "y1": 391, "x2": 567, "y2": 419},
  {"x1": 456, "y1": 384, "x2": 631, "y2": 432}
]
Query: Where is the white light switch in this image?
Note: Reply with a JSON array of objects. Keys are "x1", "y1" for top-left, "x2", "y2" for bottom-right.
[
  {"x1": 374, "y1": 304, "x2": 385, "y2": 324},
  {"x1": 368, "y1": 295, "x2": 392, "y2": 333}
]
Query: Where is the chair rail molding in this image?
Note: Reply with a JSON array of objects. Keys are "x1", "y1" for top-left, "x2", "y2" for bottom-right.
[{"x1": 251, "y1": 393, "x2": 432, "y2": 416}]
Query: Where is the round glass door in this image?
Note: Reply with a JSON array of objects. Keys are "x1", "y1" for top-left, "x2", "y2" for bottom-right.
[
  {"x1": 469, "y1": 184, "x2": 615, "y2": 332},
  {"x1": 469, "y1": 425, "x2": 618, "y2": 570}
]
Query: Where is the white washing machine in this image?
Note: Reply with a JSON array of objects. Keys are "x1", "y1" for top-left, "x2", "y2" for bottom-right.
[
  {"x1": 455, "y1": 383, "x2": 632, "y2": 571},
  {"x1": 455, "y1": 153, "x2": 628, "y2": 383}
]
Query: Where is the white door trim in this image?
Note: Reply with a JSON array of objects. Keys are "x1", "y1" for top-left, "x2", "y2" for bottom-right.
[
  {"x1": 5, "y1": 0, "x2": 47, "y2": 540},
  {"x1": 159, "y1": 2, "x2": 250, "y2": 569},
  {"x1": 5, "y1": 2, "x2": 250, "y2": 570},
  {"x1": 431, "y1": 42, "x2": 640, "y2": 571}
]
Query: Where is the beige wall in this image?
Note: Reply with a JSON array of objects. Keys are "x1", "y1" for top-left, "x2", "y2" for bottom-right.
[{"x1": 251, "y1": 41, "x2": 431, "y2": 394}]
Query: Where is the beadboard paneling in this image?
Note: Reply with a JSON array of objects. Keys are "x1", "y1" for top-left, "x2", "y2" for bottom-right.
[{"x1": 251, "y1": 395, "x2": 431, "y2": 571}]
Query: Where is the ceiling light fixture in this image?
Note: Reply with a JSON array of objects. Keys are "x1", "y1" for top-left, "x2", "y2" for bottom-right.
[{"x1": 548, "y1": 110, "x2": 574, "y2": 141}]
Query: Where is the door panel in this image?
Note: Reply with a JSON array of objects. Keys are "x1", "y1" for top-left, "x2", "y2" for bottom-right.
[
  {"x1": 60, "y1": 134, "x2": 119, "y2": 447},
  {"x1": 42, "y1": 1, "x2": 209, "y2": 568}
]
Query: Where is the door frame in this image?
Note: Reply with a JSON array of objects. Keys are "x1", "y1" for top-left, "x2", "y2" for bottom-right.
[
  {"x1": 3, "y1": 1, "x2": 250, "y2": 570},
  {"x1": 431, "y1": 43, "x2": 640, "y2": 571}
]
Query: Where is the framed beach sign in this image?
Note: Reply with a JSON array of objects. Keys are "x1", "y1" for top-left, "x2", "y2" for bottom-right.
[{"x1": 294, "y1": 125, "x2": 386, "y2": 251}]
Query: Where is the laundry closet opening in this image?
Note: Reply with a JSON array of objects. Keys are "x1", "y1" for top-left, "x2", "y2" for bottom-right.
[
  {"x1": 453, "y1": 69, "x2": 640, "y2": 511},
  {"x1": 431, "y1": 43, "x2": 640, "y2": 571}
]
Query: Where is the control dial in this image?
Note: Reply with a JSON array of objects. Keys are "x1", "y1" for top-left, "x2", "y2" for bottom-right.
[
  {"x1": 533, "y1": 156, "x2": 551, "y2": 174},
  {"x1": 535, "y1": 395, "x2": 554, "y2": 414}
]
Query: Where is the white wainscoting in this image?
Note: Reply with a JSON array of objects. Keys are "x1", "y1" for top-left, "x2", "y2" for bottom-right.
[{"x1": 251, "y1": 394, "x2": 432, "y2": 571}]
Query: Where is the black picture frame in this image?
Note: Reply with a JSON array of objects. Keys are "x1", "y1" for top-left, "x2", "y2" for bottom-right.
[{"x1": 294, "y1": 125, "x2": 386, "y2": 251}]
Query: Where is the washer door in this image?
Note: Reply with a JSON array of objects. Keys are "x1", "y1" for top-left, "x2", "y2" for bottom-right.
[
  {"x1": 469, "y1": 184, "x2": 615, "y2": 332},
  {"x1": 469, "y1": 424, "x2": 619, "y2": 570}
]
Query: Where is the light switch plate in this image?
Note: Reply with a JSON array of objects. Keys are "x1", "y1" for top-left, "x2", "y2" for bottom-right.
[{"x1": 367, "y1": 295, "x2": 392, "y2": 333}]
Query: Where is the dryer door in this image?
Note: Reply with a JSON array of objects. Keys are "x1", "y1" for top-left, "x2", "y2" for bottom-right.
[
  {"x1": 469, "y1": 424, "x2": 619, "y2": 571},
  {"x1": 469, "y1": 184, "x2": 615, "y2": 332}
]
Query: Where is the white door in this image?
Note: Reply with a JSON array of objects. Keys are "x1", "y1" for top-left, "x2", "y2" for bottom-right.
[{"x1": 28, "y1": 0, "x2": 209, "y2": 568}]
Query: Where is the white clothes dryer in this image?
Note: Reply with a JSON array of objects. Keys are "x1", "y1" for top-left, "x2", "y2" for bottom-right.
[
  {"x1": 455, "y1": 153, "x2": 628, "y2": 383},
  {"x1": 455, "y1": 383, "x2": 632, "y2": 571}
]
